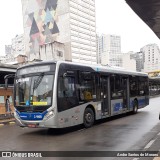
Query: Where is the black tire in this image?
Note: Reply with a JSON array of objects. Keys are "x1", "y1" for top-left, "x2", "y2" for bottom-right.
[
  {"x1": 83, "y1": 107, "x2": 95, "y2": 128},
  {"x1": 132, "y1": 100, "x2": 138, "y2": 114}
]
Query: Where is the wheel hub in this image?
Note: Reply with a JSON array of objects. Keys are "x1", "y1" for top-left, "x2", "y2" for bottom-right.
[{"x1": 85, "y1": 113, "x2": 92, "y2": 123}]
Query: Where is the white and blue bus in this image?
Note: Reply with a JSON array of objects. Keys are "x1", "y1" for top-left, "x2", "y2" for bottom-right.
[{"x1": 7, "y1": 61, "x2": 149, "y2": 128}]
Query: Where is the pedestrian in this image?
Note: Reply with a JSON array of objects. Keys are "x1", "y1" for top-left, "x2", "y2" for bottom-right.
[{"x1": 5, "y1": 95, "x2": 12, "y2": 116}]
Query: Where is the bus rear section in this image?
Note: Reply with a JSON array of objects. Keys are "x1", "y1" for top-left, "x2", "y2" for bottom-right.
[{"x1": 56, "y1": 63, "x2": 149, "y2": 128}]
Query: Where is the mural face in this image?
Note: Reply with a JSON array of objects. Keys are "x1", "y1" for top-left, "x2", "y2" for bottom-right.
[{"x1": 23, "y1": 0, "x2": 59, "y2": 57}]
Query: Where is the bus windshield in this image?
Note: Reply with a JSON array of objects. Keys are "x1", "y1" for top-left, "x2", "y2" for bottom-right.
[{"x1": 15, "y1": 74, "x2": 54, "y2": 110}]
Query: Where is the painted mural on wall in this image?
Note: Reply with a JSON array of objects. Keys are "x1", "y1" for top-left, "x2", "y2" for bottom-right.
[{"x1": 23, "y1": 0, "x2": 59, "y2": 58}]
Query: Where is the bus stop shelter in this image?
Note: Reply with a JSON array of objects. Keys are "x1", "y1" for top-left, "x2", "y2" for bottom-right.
[
  {"x1": 0, "y1": 63, "x2": 17, "y2": 118},
  {"x1": 0, "y1": 63, "x2": 17, "y2": 86},
  {"x1": 149, "y1": 77, "x2": 160, "y2": 96},
  {"x1": 126, "y1": 0, "x2": 160, "y2": 39}
]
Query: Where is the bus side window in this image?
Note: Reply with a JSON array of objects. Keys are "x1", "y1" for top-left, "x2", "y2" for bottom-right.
[
  {"x1": 64, "y1": 77, "x2": 76, "y2": 97},
  {"x1": 57, "y1": 74, "x2": 78, "y2": 112},
  {"x1": 58, "y1": 77, "x2": 76, "y2": 98},
  {"x1": 79, "y1": 72, "x2": 96, "y2": 101},
  {"x1": 139, "y1": 77, "x2": 147, "y2": 96},
  {"x1": 130, "y1": 76, "x2": 138, "y2": 96},
  {"x1": 58, "y1": 77, "x2": 65, "y2": 97},
  {"x1": 110, "y1": 75, "x2": 123, "y2": 99}
]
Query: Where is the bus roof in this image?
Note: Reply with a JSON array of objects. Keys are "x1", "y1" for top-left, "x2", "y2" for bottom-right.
[{"x1": 17, "y1": 60, "x2": 148, "y2": 77}]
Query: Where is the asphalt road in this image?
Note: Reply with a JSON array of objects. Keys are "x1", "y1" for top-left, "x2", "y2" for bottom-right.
[{"x1": 0, "y1": 97, "x2": 160, "y2": 160}]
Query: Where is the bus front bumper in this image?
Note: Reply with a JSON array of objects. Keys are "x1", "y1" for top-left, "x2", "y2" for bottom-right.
[{"x1": 14, "y1": 111, "x2": 57, "y2": 128}]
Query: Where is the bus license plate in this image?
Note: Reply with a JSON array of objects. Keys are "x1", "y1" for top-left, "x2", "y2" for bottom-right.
[{"x1": 28, "y1": 124, "x2": 36, "y2": 128}]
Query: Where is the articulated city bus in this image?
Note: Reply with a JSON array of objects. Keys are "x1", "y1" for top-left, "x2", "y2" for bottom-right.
[{"x1": 7, "y1": 61, "x2": 149, "y2": 128}]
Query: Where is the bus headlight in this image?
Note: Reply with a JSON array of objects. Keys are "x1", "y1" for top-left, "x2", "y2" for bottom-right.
[{"x1": 43, "y1": 109, "x2": 55, "y2": 121}]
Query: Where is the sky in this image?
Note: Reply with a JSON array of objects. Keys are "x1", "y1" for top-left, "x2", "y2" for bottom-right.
[
  {"x1": 0, "y1": 0, "x2": 23, "y2": 56},
  {"x1": 0, "y1": 0, "x2": 160, "y2": 55},
  {"x1": 95, "y1": 0, "x2": 160, "y2": 53}
]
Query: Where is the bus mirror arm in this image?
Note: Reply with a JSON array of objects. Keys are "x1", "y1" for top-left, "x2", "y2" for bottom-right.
[
  {"x1": 4, "y1": 74, "x2": 15, "y2": 89},
  {"x1": 5, "y1": 78, "x2": 8, "y2": 89}
]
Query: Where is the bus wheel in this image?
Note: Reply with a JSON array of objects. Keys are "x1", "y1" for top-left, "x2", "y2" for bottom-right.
[
  {"x1": 83, "y1": 107, "x2": 95, "y2": 128},
  {"x1": 133, "y1": 100, "x2": 138, "y2": 114}
]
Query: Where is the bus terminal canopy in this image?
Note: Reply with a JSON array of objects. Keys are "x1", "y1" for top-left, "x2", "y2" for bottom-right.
[
  {"x1": 0, "y1": 63, "x2": 17, "y2": 72},
  {"x1": 125, "y1": 0, "x2": 160, "y2": 39},
  {"x1": 0, "y1": 63, "x2": 17, "y2": 86},
  {"x1": 149, "y1": 77, "x2": 160, "y2": 86}
]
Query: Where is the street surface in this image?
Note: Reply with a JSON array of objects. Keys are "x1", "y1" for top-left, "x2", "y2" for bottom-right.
[{"x1": 0, "y1": 97, "x2": 160, "y2": 160}]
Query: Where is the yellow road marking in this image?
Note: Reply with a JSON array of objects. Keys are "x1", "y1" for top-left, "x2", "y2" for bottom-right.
[
  {"x1": 153, "y1": 157, "x2": 160, "y2": 160},
  {"x1": 9, "y1": 122, "x2": 15, "y2": 125}
]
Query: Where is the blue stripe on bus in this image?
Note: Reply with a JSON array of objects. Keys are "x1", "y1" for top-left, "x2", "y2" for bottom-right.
[
  {"x1": 113, "y1": 103, "x2": 123, "y2": 112},
  {"x1": 138, "y1": 99, "x2": 146, "y2": 106},
  {"x1": 130, "y1": 99, "x2": 146, "y2": 109},
  {"x1": 16, "y1": 110, "x2": 48, "y2": 121},
  {"x1": 130, "y1": 100, "x2": 134, "y2": 109}
]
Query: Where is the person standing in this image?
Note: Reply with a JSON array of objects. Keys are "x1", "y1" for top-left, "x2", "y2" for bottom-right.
[{"x1": 5, "y1": 95, "x2": 12, "y2": 116}]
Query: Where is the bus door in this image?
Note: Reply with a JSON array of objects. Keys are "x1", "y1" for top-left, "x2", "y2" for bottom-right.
[
  {"x1": 100, "y1": 76, "x2": 109, "y2": 115},
  {"x1": 121, "y1": 77, "x2": 129, "y2": 109}
]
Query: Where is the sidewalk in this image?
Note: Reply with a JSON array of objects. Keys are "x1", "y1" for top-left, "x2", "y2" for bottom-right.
[
  {"x1": 0, "y1": 114, "x2": 15, "y2": 126},
  {"x1": 131, "y1": 123, "x2": 160, "y2": 160}
]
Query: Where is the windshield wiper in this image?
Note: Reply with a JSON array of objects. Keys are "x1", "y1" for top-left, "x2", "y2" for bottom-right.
[{"x1": 33, "y1": 73, "x2": 44, "y2": 90}]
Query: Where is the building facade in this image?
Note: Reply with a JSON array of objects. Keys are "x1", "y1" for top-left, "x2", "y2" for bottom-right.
[
  {"x1": 130, "y1": 51, "x2": 144, "y2": 72},
  {"x1": 5, "y1": 45, "x2": 12, "y2": 55},
  {"x1": 96, "y1": 34, "x2": 109, "y2": 65},
  {"x1": 12, "y1": 34, "x2": 25, "y2": 56},
  {"x1": 96, "y1": 34, "x2": 100, "y2": 64},
  {"x1": 21, "y1": 0, "x2": 96, "y2": 64},
  {"x1": 2, "y1": 34, "x2": 26, "y2": 65},
  {"x1": 107, "y1": 34, "x2": 122, "y2": 67},
  {"x1": 39, "y1": 42, "x2": 65, "y2": 61},
  {"x1": 122, "y1": 52, "x2": 136, "y2": 71},
  {"x1": 141, "y1": 44, "x2": 160, "y2": 72},
  {"x1": 97, "y1": 34, "x2": 122, "y2": 67}
]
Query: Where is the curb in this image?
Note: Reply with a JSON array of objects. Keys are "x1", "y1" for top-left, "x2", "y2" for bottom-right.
[
  {"x1": 0, "y1": 124, "x2": 4, "y2": 127},
  {"x1": 0, "y1": 119, "x2": 15, "y2": 126},
  {"x1": 150, "y1": 95, "x2": 160, "y2": 98}
]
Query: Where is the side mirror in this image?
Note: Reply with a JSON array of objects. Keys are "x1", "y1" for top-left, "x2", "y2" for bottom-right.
[{"x1": 63, "y1": 73, "x2": 67, "y2": 78}]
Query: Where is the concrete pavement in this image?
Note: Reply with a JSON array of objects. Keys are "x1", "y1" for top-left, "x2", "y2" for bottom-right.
[
  {"x1": 128, "y1": 122, "x2": 160, "y2": 160},
  {"x1": 0, "y1": 113, "x2": 159, "y2": 160}
]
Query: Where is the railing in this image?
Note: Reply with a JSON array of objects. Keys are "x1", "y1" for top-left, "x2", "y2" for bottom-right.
[{"x1": 149, "y1": 89, "x2": 160, "y2": 96}]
